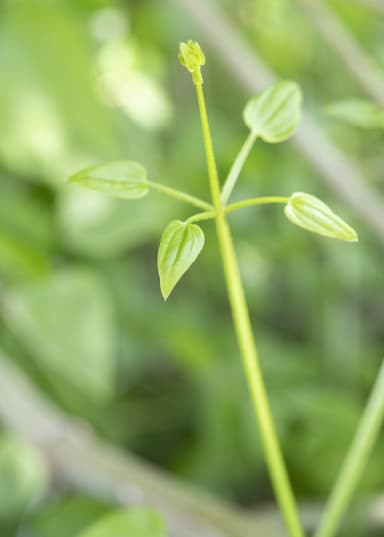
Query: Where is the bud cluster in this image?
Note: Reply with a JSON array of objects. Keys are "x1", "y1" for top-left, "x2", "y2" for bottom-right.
[{"x1": 178, "y1": 40, "x2": 205, "y2": 85}]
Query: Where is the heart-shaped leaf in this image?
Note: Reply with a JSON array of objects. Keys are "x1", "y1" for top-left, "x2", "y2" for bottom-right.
[
  {"x1": 69, "y1": 161, "x2": 149, "y2": 199},
  {"x1": 158, "y1": 220, "x2": 204, "y2": 300},
  {"x1": 243, "y1": 81, "x2": 302, "y2": 143},
  {"x1": 284, "y1": 192, "x2": 358, "y2": 242}
]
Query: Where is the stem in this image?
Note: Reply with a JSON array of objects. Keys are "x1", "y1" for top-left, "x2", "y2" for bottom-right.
[
  {"x1": 186, "y1": 211, "x2": 215, "y2": 224},
  {"x1": 314, "y1": 358, "x2": 384, "y2": 537},
  {"x1": 225, "y1": 196, "x2": 289, "y2": 215},
  {"x1": 195, "y1": 86, "x2": 222, "y2": 209},
  {"x1": 185, "y1": 197, "x2": 289, "y2": 225},
  {"x1": 147, "y1": 180, "x2": 213, "y2": 211},
  {"x1": 195, "y1": 82, "x2": 305, "y2": 537},
  {"x1": 221, "y1": 131, "x2": 258, "y2": 205}
]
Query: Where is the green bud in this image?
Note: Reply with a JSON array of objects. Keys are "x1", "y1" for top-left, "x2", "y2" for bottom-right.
[
  {"x1": 178, "y1": 40, "x2": 205, "y2": 85},
  {"x1": 284, "y1": 192, "x2": 358, "y2": 242}
]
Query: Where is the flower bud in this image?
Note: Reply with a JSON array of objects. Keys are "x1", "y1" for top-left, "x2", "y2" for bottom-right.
[
  {"x1": 284, "y1": 192, "x2": 358, "y2": 242},
  {"x1": 178, "y1": 40, "x2": 205, "y2": 85}
]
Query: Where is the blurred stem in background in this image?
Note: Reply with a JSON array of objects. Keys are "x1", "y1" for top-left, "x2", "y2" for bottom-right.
[
  {"x1": 298, "y1": 0, "x2": 384, "y2": 105},
  {"x1": 315, "y1": 359, "x2": 384, "y2": 537},
  {"x1": 345, "y1": 0, "x2": 384, "y2": 16},
  {"x1": 0, "y1": 352, "x2": 283, "y2": 537}
]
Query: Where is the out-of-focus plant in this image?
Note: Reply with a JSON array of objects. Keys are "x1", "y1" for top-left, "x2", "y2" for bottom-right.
[
  {"x1": 326, "y1": 98, "x2": 384, "y2": 129},
  {"x1": 68, "y1": 40, "x2": 384, "y2": 537},
  {"x1": 309, "y1": 92, "x2": 384, "y2": 537},
  {"x1": 75, "y1": 508, "x2": 166, "y2": 537},
  {"x1": 0, "y1": 0, "x2": 381, "y2": 535},
  {"x1": 66, "y1": 39, "x2": 384, "y2": 537}
]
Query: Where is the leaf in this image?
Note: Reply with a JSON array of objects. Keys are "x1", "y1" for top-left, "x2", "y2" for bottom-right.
[
  {"x1": 0, "y1": 1, "x2": 121, "y2": 184},
  {"x1": 284, "y1": 192, "x2": 358, "y2": 242},
  {"x1": 75, "y1": 508, "x2": 166, "y2": 537},
  {"x1": 58, "y1": 184, "x2": 173, "y2": 259},
  {"x1": 158, "y1": 220, "x2": 205, "y2": 300},
  {"x1": 0, "y1": 230, "x2": 49, "y2": 281},
  {"x1": 243, "y1": 81, "x2": 302, "y2": 142},
  {"x1": 3, "y1": 269, "x2": 115, "y2": 403},
  {"x1": 0, "y1": 432, "x2": 48, "y2": 519},
  {"x1": 325, "y1": 98, "x2": 384, "y2": 129},
  {"x1": 0, "y1": 188, "x2": 52, "y2": 281},
  {"x1": 28, "y1": 496, "x2": 114, "y2": 537},
  {"x1": 69, "y1": 161, "x2": 149, "y2": 199}
]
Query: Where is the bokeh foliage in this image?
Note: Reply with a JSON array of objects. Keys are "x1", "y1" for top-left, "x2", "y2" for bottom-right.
[{"x1": 0, "y1": 0, "x2": 383, "y2": 536}]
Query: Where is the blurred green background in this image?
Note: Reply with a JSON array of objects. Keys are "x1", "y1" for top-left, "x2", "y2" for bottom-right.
[{"x1": 0, "y1": 0, "x2": 383, "y2": 536}]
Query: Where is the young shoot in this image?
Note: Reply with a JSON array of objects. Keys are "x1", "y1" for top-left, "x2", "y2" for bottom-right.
[{"x1": 66, "y1": 41, "x2": 384, "y2": 537}]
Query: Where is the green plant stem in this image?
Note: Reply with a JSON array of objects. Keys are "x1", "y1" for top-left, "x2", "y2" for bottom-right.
[
  {"x1": 186, "y1": 211, "x2": 215, "y2": 224},
  {"x1": 185, "y1": 197, "x2": 289, "y2": 225},
  {"x1": 225, "y1": 196, "x2": 289, "y2": 214},
  {"x1": 221, "y1": 131, "x2": 258, "y2": 204},
  {"x1": 186, "y1": 196, "x2": 289, "y2": 225},
  {"x1": 195, "y1": 82, "x2": 305, "y2": 537},
  {"x1": 147, "y1": 180, "x2": 213, "y2": 211},
  {"x1": 195, "y1": 86, "x2": 222, "y2": 209},
  {"x1": 314, "y1": 358, "x2": 384, "y2": 537}
]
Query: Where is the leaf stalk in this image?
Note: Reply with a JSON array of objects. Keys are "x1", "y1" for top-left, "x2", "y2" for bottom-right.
[
  {"x1": 148, "y1": 180, "x2": 212, "y2": 211},
  {"x1": 225, "y1": 196, "x2": 289, "y2": 214},
  {"x1": 221, "y1": 131, "x2": 258, "y2": 204}
]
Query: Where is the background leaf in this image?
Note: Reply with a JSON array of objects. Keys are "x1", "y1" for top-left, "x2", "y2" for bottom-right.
[
  {"x1": 75, "y1": 508, "x2": 166, "y2": 537},
  {"x1": 3, "y1": 268, "x2": 115, "y2": 404},
  {"x1": 28, "y1": 496, "x2": 114, "y2": 537},
  {"x1": 0, "y1": 433, "x2": 48, "y2": 520},
  {"x1": 0, "y1": 0, "x2": 122, "y2": 185},
  {"x1": 58, "y1": 184, "x2": 173, "y2": 259},
  {"x1": 325, "y1": 99, "x2": 384, "y2": 129}
]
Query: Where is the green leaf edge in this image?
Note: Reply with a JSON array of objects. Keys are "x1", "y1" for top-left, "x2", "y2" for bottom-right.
[
  {"x1": 68, "y1": 160, "x2": 149, "y2": 200},
  {"x1": 158, "y1": 220, "x2": 205, "y2": 301}
]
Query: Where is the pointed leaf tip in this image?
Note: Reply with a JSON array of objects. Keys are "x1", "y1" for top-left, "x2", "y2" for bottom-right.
[
  {"x1": 68, "y1": 160, "x2": 149, "y2": 200},
  {"x1": 158, "y1": 220, "x2": 205, "y2": 300}
]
